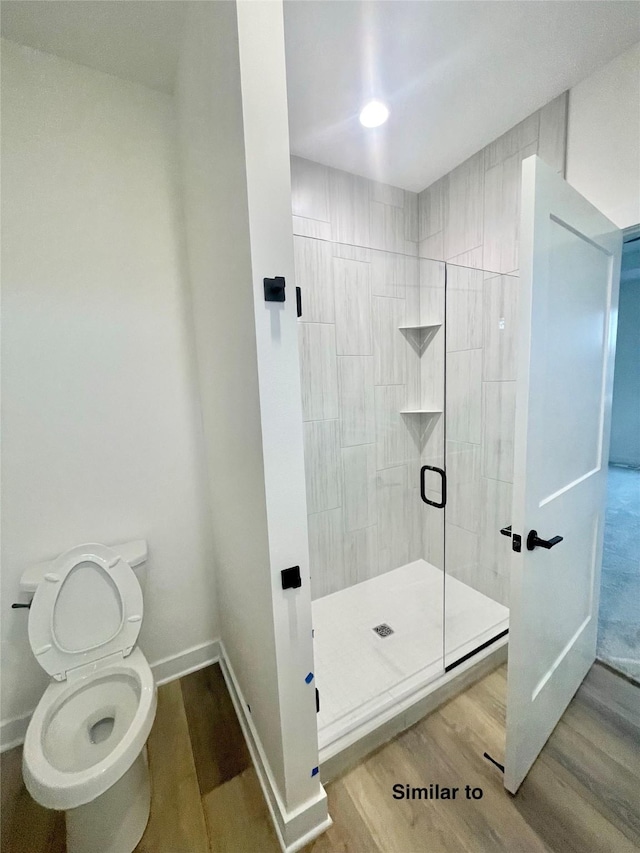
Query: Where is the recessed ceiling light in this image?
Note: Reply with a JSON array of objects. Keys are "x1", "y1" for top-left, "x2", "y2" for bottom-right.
[{"x1": 359, "y1": 100, "x2": 389, "y2": 128}]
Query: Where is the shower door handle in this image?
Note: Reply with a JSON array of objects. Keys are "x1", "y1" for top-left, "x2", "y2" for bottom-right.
[{"x1": 420, "y1": 465, "x2": 446, "y2": 509}]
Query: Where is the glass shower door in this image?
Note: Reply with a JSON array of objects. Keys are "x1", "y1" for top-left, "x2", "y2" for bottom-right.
[{"x1": 442, "y1": 262, "x2": 515, "y2": 670}]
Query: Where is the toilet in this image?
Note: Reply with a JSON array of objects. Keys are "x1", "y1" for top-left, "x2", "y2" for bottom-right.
[{"x1": 20, "y1": 541, "x2": 157, "y2": 853}]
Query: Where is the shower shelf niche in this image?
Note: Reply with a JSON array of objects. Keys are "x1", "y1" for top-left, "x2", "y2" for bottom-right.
[{"x1": 398, "y1": 322, "x2": 441, "y2": 331}]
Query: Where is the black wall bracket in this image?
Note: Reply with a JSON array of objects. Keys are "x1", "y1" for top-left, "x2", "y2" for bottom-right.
[
  {"x1": 264, "y1": 276, "x2": 286, "y2": 303},
  {"x1": 281, "y1": 565, "x2": 302, "y2": 590}
]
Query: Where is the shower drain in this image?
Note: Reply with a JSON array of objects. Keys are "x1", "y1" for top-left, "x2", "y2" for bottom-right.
[{"x1": 373, "y1": 623, "x2": 394, "y2": 638}]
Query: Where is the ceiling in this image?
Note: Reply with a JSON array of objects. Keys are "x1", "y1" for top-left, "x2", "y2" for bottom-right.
[
  {"x1": 2, "y1": 1, "x2": 638, "y2": 190},
  {"x1": 0, "y1": 1, "x2": 187, "y2": 93},
  {"x1": 284, "y1": 1, "x2": 640, "y2": 190}
]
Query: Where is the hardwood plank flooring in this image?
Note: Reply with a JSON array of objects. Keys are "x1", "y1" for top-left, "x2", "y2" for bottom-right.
[
  {"x1": 180, "y1": 663, "x2": 251, "y2": 796},
  {"x1": 1, "y1": 661, "x2": 638, "y2": 853}
]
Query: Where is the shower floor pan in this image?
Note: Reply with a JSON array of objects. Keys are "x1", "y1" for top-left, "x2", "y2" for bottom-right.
[{"x1": 312, "y1": 560, "x2": 509, "y2": 772}]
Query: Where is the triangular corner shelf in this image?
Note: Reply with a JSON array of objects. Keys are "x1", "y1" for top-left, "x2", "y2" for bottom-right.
[
  {"x1": 398, "y1": 322, "x2": 442, "y2": 332},
  {"x1": 400, "y1": 408, "x2": 443, "y2": 415}
]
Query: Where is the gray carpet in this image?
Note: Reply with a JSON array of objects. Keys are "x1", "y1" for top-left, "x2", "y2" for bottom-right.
[{"x1": 597, "y1": 464, "x2": 640, "y2": 683}]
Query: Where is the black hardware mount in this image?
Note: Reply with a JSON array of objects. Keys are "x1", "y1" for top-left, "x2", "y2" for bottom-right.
[
  {"x1": 281, "y1": 566, "x2": 302, "y2": 590},
  {"x1": 264, "y1": 276, "x2": 286, "y2": 303},
  {"x1": 499, "y1": 525, "x2": 521, "y2": 552}
]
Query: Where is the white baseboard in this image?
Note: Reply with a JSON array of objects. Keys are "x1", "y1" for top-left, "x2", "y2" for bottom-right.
[
  {"x1": 152, "y1": 638, "x2": 221, "y2": 686},
  {"x1": 0, "y1": 638, "x2": 221, "y2": 753},
  {"x1": 218, "y1": 643, "x2": 331, "y2": 853},
  {"x1": 0, "y1": 714, "x2": 31, "y2": 754}
]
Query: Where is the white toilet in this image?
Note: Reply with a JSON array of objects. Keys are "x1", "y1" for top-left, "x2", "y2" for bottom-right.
[{"x1": 20, "y1": 541, "x2": 157, "y2": 853}]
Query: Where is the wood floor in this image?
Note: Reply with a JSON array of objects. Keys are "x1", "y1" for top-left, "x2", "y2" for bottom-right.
[{"x1": 2, "y1": 661, "x2": 639, "y2": 853}]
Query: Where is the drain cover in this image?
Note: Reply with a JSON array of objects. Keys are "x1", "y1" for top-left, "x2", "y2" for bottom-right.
[{"x1": 373, "y1": 623, "x2": 394, "y2": 638}]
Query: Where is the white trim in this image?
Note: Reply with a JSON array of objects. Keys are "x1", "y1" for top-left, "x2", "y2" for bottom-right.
[
  {"x1": 0, "y1": 714, "x2": 31, "y2": 753},
  {"x1": 218, "y1": 643, "x2": 331, "y2": 853},
  {"x1": 0, "y1": 638, "x2": 221, "y2": 752},
  {"x1": 152, "y1": 638, "x2": 221, "y2": 687}
]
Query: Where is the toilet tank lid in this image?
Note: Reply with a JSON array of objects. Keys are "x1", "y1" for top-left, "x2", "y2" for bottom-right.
[{"x1": 20, "y1": 540, "x2": 147, "y2": 593}]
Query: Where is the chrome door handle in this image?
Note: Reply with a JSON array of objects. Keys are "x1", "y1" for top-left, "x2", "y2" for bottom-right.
[{"x1": 526, "y1": 530, "x2": 563, "y2": 551}]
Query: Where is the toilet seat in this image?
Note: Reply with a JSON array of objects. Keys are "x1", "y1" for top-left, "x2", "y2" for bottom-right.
[
  {"x1": 28, "y1": 543, "x2": 143, "y2": 681},
  {"x1": 23, "y1": 647, "x2": 156, "y2": 811}
]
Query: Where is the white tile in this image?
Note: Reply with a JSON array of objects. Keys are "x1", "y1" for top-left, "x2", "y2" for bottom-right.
[
  {"x1": 482, "y1": 381, "x2": 517, "y2": 482},
  {"x1": 371, "y1": 179, "x2": 405, "y2": 208},
  {"x1": 405, "y1": 255, "x2": 420, "y2": 326},
  {"x1": 418, "y1": 177, "x2": 444, "y2": 240},
  {"x1": 444, "y1": 523, "x2": 479, "y2": 589},
  {"x1": 293, "y1": 236, "x2": 334, "y2": 323},
  {"x1": 483, "y1": 274, "x2": 519, "y2": 380},
  {"x1": 446, "y1": 441, "x2": 481, "y2": 533},
  {"x1": 338, "y1": 356, "x2": 375, "y2": 446},
  {"x1": 372, "y1": 296, "x2": 406, "y2": 384},
  {"x1": 420, "y1": 325, "x2": 445, "y2": 412},
  {"x1": 309, "y1": 507, "x2": 345, "y2": 599},
  {"x1": 370, "y1": 249, "x2": 405, "y2": 299},
  {"x1": 484, "y1": 112, "x2": 539, "y2": 170},
  {"x1": 344, "y1": 526, "x2": 378, "y2": 585},
  {"x1": 370, "y1": 201, "x2": 405, "y2": 253},
  {"x1": 376, "y1": 466, "x2": 409, "y2": 572},
  {"x1": 445, "y1": 265, "x2": 484, "y2": 352},
  {"x1": 537, "y1": 93, "x2": 568, "y2": 175},
  {"x1": 446, "y1": 349, "x2": 482, "y2": 443},
  {"x1": 303, "y1": 420, "x2": 343, "y2": 514},
  {"x1": 342, "y1": 444, "x2": 377, "y2": 531},
  {"x1": 447, "y1": 246, "x2": 484, "y2": 269},
  {"x1": 404, "y1": 191, "x2": 419, "y2": 242},
  {"x1": 334, "y1": 257, "x2": 372, "y2": 355},
  {"x1": 375, "y1": 385, "x2": 408, "y2": 469},
  {"x1": 333, "y1": 242, "x2": 371, "y2": 262},
  {"x1": 292, "y1": 215, "x2": 332, "y2": 240},
  {"x1": 329, "y1": 168, "x2": 370, "y2": 247},
  {"x1": 290, "y1": 156, "x2": 330, "y2": 221},
  {"x1": 482, "y1": 141, "x2": 537, "y2": 274},
  {"x1": 419, "y1": 258, "x2": 445, "y2": 324},
  {"x1": 407, "y1": 488, "x2": 424, "y2": 562},
  {"x1": 419, "y1": 231, "x2": 445, "y2": 262},
  {"x1": 479, "y1": 477, "x2": 513, "y2": 578},
  {"x1": 299, "y1": 323, "x2": 339, "y2": 421},
  {"x1": 444, "y1": 151, "x2": 484, "y2": 260},
  {"x1": 423, "y1": 502, "x2": 445, "y2": 569}
]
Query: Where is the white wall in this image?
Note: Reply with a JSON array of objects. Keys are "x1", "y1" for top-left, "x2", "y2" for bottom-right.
[
  {"x1": 176, "y1": 3, "x2": 327, "y2": 845},
  {"x1": 1, "y1": 39, "x2": 218, "y2": 738},
  {"x1": 567, "y1": 42, "x2": 640, "y2": 229}
]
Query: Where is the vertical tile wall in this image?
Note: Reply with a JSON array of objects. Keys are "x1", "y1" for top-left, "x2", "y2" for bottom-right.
[
  {"x1": 293, "y1": 92, "x2": 568, "y2": 605},
  {"x1": 292, "y1": 156, "x2": 430, "y2": 600},
  {"x1": 418, "y1": 92, "x2": 568, "y2": 605}
]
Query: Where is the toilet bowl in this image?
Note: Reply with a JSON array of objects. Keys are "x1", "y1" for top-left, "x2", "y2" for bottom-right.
[{"x1": 20, "y1": 541, "x2": 157, "y2": 853}]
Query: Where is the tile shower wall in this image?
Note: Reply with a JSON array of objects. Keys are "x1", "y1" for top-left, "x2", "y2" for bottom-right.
[
  {"x1": 292, "y1": 156, "x2": 425, "y2": 599},
  {"x1": 418, "y1": 92, "x2": 568, "y2": 606}
]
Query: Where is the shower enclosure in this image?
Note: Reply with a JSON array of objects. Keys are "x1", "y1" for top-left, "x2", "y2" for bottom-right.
[{"x1": 292, "y1": 157, "x2": 515, "y2": 754}]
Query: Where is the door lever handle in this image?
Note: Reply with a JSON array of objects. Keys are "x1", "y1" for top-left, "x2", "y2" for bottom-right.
[{"x1": 526, "y1": 530, "x2": 563, "y2": 551}]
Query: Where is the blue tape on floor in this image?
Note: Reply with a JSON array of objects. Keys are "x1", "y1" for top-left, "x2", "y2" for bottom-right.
[
  {"x1": 305, "y1": 672, "x2": 314, "y2": 684},
  {"x1": 311, "y1": 766, "x2": 319, "y2": 777}
]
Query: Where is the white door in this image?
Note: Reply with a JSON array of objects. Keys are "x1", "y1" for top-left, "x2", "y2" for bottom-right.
[{"x1": 504, "y1": 156, "x2": 622, "y2": 794}]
